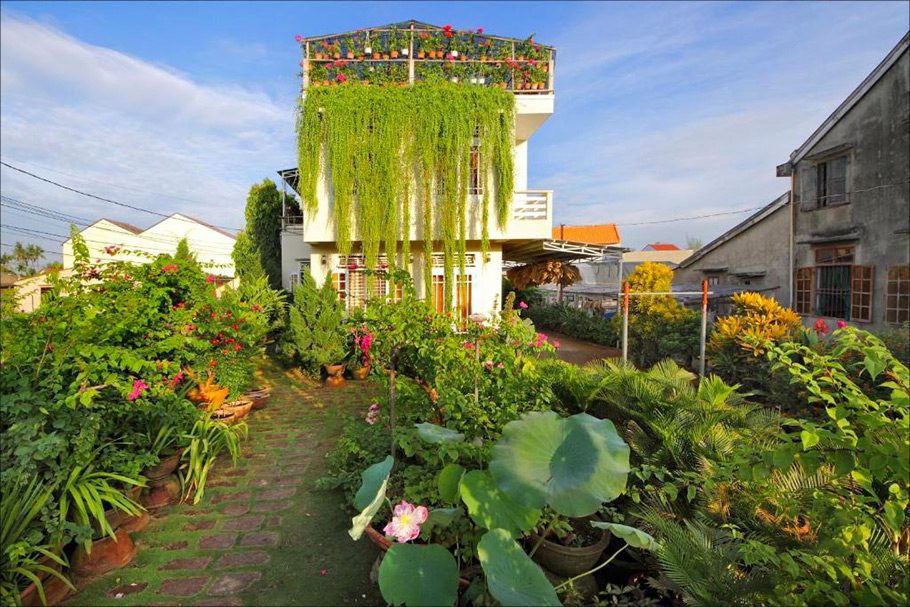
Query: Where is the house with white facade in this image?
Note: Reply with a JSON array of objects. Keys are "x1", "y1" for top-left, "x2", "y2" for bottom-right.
[
  {"x1": 62, "y1": 214, "x2": 236, "y2": 277},
  {"x1": 278, "y1": 21, "x2": 616, "y2": 317}
]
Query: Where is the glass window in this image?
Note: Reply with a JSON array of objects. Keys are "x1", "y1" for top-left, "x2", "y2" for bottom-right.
[
  {"x1": 815, "y1": 155, "x2": 848, "y2": 207},
  {"x1": 885, "y1": 265, "x2": 910, "y2": 325}
]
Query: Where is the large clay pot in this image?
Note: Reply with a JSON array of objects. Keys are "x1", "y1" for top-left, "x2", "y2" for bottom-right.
[
  {"x1": 324, "y1": 363, "x2": 346, "y2": 377},
  {"x1": 351, "y1": 365, "x2": 371, "y2": 380},
  {"x1": 119, "y1": 511, "x2": 151, "y2": 534},
  {"x1": 222, "y1": 398, "x2": 253, "y2": 421},
  {"x1": 244, "y1": 388, "x2": 271, "y2": 409},
  {"x1": 142, "y1": 450, "x2": 182, "y2": 486},
  {"x1": 71, "y1": 529, "x2": 137, "y2": 576},
  {"x1": 528, "y1": 525, "x2": 610, "y2": 577},
  {"x1": 211, "y1": 409, "x2": 237, "y2": 425},
  {"x1": 20, "y1": 575, "x2": 72, "y2": 607}
]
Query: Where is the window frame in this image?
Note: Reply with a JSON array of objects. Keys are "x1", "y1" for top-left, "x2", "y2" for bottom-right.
[
  {"x1": 814, "y1": 154, "x2": 849, "y2": 208},
  {"x1": 885, "y1": 265, "x2": 910, "y2": 325}
]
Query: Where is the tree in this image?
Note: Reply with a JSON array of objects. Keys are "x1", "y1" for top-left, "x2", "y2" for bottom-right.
[
  {"x1": 685, "y1": 237, "x2": 703, "y2": 251},
  {"x1": 1, "y1": 242, "x2": 45, "y2": 276},
  {"x1": 234, "y1": 179, "x2": 283, "y2": 289},
  {"x1": 286, "y1": 273, "x2": 346, "y2": 373}
]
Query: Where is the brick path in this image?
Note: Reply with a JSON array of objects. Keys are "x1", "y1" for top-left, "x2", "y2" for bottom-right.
[
  {"x1": 66, "y1": 360, "x2": 382, "y2": 606},
  {"x1": 549, "y1": 331, "x2": 622, "y2": 365}
]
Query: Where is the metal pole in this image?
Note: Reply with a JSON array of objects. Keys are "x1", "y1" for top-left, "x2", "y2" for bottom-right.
[
  {"x1": 621, "y1": 281, "x2": 629, "y2": 363},
  {"x1": 699, "y1": 279, "x2": 708, "y2": 381}
]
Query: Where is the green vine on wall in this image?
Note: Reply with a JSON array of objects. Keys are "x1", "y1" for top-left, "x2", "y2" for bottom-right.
[{"x1": 296, "y1": 82, "x2": 515, "y2": 306}]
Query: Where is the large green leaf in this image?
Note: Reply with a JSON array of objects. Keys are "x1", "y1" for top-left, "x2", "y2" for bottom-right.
[
  {"x1": 490, "y1": 411, "x2": 630, "y2": 517},
  {"x1": 437, "y1": 463, "x2": 466, "y2": 503},
  {"x1": 415, "y1": 423, "x2": 465, "y2": 444},
  {"x1": 354, "y1": 455, "x2": 393, "y2": 511},
  {"x1": 378, "y1": 543, "x2": 459, "y2": 607},
  {"x1": 477, "y1": 529, "x2": 560, "y2": 607},
  {"x1": 459, "y1": 470, "x2": 540, "y2": 537},
  {"x1": 348, "y1": 477, "x2": 388, "y2": 541},
  {"x1": 420, "y1": 507, "x2": 461, "y2": 539},
  {"x1": 590, "y1": 522, "x2": 660, "y2": 551}
]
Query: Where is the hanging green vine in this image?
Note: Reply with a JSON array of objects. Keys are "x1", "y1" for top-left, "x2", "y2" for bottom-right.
[{"x1": 296, "y1": 82, "x2": 515, "y2": 304}]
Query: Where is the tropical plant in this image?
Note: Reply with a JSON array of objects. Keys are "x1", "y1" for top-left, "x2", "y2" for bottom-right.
[
  {"x1": 235, "y1": 179, "x2": 284, "y2": 289},
  {"x1": 0, "y1": 242, "x2": 45, "y2": 277},
  {"x1": 0, "y1": 475, "x2": 73, "y2": 607},
  {"x1": 181, "y1": 416, "x2": 247, "y2": 504},
  {"x1": 59, "y1": 464, "x2": 144, "y2": 551},
  {"x1": 286, "y1": 273, "x2": 346, "y2": 372}
]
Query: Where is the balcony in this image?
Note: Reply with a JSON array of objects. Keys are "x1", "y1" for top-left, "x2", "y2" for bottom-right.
[
  {"x1": 280, "y1": 187, "x2": 553, "y2": 244},
  {"x1": 297, "y1": 21, "x2": 555, "y2": 95}
]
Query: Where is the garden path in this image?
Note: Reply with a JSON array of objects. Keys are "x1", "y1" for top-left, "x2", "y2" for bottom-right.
[
  {"x1": 65, "y1": 359, "x2": 382, "y2": 606},
  {"x1": 548, "y1": 332, "x2": 621, "y2": 366}
]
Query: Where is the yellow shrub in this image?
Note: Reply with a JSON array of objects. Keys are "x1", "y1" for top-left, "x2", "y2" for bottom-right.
[
  {"x1": 710, "y1": 292, "x2": 802, "y2": 355},
  {"x1": 627, "y1": 262, "x2": 676, "y2": 313}
]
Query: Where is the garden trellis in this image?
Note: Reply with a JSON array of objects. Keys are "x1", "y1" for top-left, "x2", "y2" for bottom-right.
[{"x1": 621, "y1": 279, "x2": 712, "y2": 378}]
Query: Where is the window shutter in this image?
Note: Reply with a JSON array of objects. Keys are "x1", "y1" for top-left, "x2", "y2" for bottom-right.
[
  {"x1": 795, "y1": 267, "x2": 813, "y2": 314},
  {"x1": 850, "y1": 265, "x2": 874, "y2": 322}
]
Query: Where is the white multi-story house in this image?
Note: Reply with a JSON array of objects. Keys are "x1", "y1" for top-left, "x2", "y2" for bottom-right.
[{"x1": 279, "y1": 21, "x2": 613, "y2": 317}]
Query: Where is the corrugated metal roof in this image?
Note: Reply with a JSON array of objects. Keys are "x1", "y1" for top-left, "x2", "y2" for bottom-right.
[{"x1": 551, "y1": 224, "x2": 621, "y2": 245}]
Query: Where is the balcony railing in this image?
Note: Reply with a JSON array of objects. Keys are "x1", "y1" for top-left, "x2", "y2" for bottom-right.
[
  {"x1": 512, "y1": 190, "x2": 551, "y2": 221},
  {"x1": 299, "y1": 23, "x2": 555, "y2": 94}
]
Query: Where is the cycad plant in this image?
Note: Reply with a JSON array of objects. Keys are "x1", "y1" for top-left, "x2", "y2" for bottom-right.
[{"x1": 1, "y1": 475, "x2": 73, "y2": 606}]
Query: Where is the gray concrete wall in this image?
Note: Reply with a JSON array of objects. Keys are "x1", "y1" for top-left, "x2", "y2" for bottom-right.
[
  {"x1": 674, "y1": 202, "x2": 791, "y2": 304},
  {"x1": 792, "y1": 48, "x2": 910, "y2": 329}
]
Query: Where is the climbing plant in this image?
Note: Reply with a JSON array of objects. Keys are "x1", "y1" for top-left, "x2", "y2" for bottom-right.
[
  {"x1": 236, "y1": 179, "x2": 284, "y2": 289},
  {"x1": 296, "y1": 82, "x2": 515, "y2": 306}
]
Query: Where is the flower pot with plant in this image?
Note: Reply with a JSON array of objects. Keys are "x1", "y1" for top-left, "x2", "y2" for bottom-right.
[
  {"x1": 527, "y1": 512, "x2": 611, "y2": 577},
  {"x1": 140, "y1": 425, "x2": 184, "y2": 486},
  {"x1": 344, "y1": 35, "x2": 355, "y2": 59},
  {"x1": 222, "y1": 397, "x2": 253, "y2": 421}
]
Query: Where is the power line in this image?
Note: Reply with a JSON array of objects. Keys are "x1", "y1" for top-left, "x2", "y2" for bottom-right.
[
  {"x1": 0, "y1": 195, "x2": 236, "y2": 254},
  {"x1": 616, "y1": 207, "x2": 764, "y2": 227},
  {"x1": 0, "y1": 161, "x2": 242, "y2": 232},
  {"x1": 0, "y1": 156, "x2": 228, "y2": 207}
]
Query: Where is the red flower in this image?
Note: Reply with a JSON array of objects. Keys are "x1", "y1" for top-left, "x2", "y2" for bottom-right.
[
  {"x1": 251, "y1": 304, "x2": 261, "y2": 312},
  {"x1": 232, "y1": 324, "x2": 239, "y2": 330},
  {"x1": 336, "y1": 73, "x2": 347, "y2": 83},
  {"x1": 211, "y1": 339, "x2": 220, "y2": 345},
  {"x1": 813, "y1": 318, "x2": 830, "y2": 335},
  {"x1": 347, "y1": 263, "x2": 359, "y2": 270},
  {"x1": 162, "y1": 264, "x2": 178, "y2": 273},
  {"x1": 442, "y1": 24, "x2": 453, "y2": 31},
  {"x1": 206, "y1": 274, "x2": 216, "y2": 283},
  {"x1": 477, "y1": 27, "x2": 484, "y2": 34},
  {"x1": 210, "y1": 360, "x2": 218, "y2": 367},
  {"x1": 234, "y1": 344, "x2": 242, "y2": 351},
  {"x1": 444, "y1": 30, "x2": 453, "y2": 38}
]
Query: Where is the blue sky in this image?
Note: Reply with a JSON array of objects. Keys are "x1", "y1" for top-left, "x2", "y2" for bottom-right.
[{"x1": 1, "y1": 1, "x2": 908, "y2": 259}]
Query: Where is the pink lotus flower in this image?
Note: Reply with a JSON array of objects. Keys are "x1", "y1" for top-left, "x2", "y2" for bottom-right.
[
  {"x1": 206, "y1": 274, "x2": 216, "y2": 283},
  {"x1": 128, "y1": 379, "x2": 149, "y2": 401},
  {"x1": 836, "y1": 320, "x2": 847, "y2": 329},
  {"x1": 162, "y1": 264, "x2": 178, "y2": 273},
  {"x1": 519, "y1": 301, "x2": 528, "y2": 309},
  {"x1": 813, "y1": 318, "x2": 830, "y2": 335},
  {"x1": 383, "y1": 500, "x2": 428, "y2": 543}
]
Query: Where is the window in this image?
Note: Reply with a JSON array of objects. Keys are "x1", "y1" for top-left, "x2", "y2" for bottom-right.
[
  {"x1": 289, "y1": 273, "x2": 300, "y2": 289},
  {"x1": 815, "y1": 155, "x2": 847, "y2": 207},
  {"x1": 795, "y1": 267, "x2": 813, "y2": 314},
  {"x1": 706, "y1": 276, "x2": 720, "y2": 287},
  {"x1": 430, "y1": 274, "x2": 473, "y2": 319},
  {"x1": 850, "y1": 265, "x2": 874, "y2": 322},
  {"x1": 469, "y1": 145, "x2": 483, "y2": 196},
  {"x1": 814, "y1": 246, "x2": 854, "y2": 319},
  {"x1": 331, "y1": 272, "x2": 347, "y2": 301},
  {"x1": 885, "y1": 265, "x2": 910, "y2": 324}
]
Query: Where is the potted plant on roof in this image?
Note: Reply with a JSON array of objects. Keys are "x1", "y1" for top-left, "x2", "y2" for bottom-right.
[{"x1": 343, "y1": 35, "x2": 356, "y2": 59}]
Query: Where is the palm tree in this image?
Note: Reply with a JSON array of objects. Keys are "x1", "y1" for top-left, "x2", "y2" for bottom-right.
[{"x1": 7, "y1": 242, "x2": 45, "y2": 276}]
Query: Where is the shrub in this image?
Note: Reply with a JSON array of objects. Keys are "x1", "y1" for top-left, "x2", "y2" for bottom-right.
[
  {"x1": 525, "y1": 302, "x2": 618, "y2": 346},
  {"x1": 285, "y1": 273, "x2": 346, "y2": 372}
]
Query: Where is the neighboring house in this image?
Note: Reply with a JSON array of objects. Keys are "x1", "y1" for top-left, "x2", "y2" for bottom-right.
[
  {"x1": 62, "y1": 214, "x2": 236, "y2": 279},
  {"x1": 777, "y1": 32, "x2": 909, "y2": 329},
  {"x1": 0, "y1": 271, "x2": 18, "y2": 293},
  {"x1": 621, "y1": 249, "x2": 693, "y2": 276},
  {"x1": 279, "y1": 21, "x2": 616, "y2": 317},
  {"x1": 551, "y1": 224, "x2": 621, "y2": 245},
  {"x1": 643, "y1": 242, "x2": 680, "y2": 251},
  {"x1": 13, "y1": 268, "x2": 75, "y2": 314},
  {"x1": 674, "y1": 193, "x2": 791, "y2": 305}
]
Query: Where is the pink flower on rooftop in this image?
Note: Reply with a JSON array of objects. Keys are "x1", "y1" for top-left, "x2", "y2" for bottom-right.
[
  {"x1": 383, "y1": 500, "x2": 428, "y2": 543},
  {"x1": 477, "y1": 27, "x2": 484, "y2": 34},
  {"x1": 128, "y1": 379, "x2": 149, "y2": 401},
  {"x1": 295, "y1": 34, "x2": 303, "y2": 43}
]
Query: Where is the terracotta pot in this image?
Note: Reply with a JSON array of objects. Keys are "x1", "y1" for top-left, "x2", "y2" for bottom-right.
[
  {"x1": 417, "y1": 51, "x2": 425, "y2": 59},
  {"x1": 223, "y1": 398, "x2": 253, "y2": 420},
  {"x1": 142, "y1": 450, "x2": 182, "y2": 485},
  {"x1": 118, "y1": 511, "x2": 151, "y2": 534},
  {"x1": 391, "y1": 50, "x2": 399, "y2": 58},
  {"x1": 20, "y1": 574, "x2": 72, "y2": 607},
  {"x1": 244, "y1": 389, "x2": 271, "y2": 409},
  {"x1": 325, "y1": 375, "x2": 346, "y2": 388},
  {"x1": 372, "y1": 52, "x2": 381, "y2": 59},
  {"x1": 352, "y1": 365, "x2": 371, "y2": 380},
  {"x1": 141, "y1": 484, "x2": 173, "y2": 510},
  {"x1": 324, "y1": 363, "x2": 346, "y2": 377},
  {"x1": 528, "y1": 525, "x2": 610, "y2": 577},
  {"x1": 211, "y1": 409, "x2": 236, "y2": 425},
  {"x1": 72, "y1": 529, "x2": 137, "y2": 577},
  {"x1": 346, "y1": 52, "x2": 354, "y2": 59}
]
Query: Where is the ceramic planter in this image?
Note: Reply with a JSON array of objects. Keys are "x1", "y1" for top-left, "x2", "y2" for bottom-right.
[
  {"x1": 222, "y1": 398, "x2": 253, "y2": 421},
  {"x1": 351, "y1": 365, "x2": 371, "y2": 380},
  {"x1": 142, "y1": 450, "x2": 182, "y2": 486},
  {"x1": 211, "y1": 409, "x2": 237, "y2": 425},
  {"x1": 244, "y1": 388, "x2": 271, "y2": 409},
  {"x1": 325, "y1": 375, "x2": 346, "y2": 388},
  {"x1": 528, "y1": 525, "x2": 610, "y2": 577},
  {"x1": 72, "y1": 529, "x2": 137, "y2": 577},
  {"x1": 324, "y1": 363, "x2": 346, "y2": 377}
]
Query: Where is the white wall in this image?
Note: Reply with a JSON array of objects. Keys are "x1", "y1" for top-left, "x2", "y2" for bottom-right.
[
  {"x1": 63, "y1": 215, "x2": 236, "y2": 277},
  {"x1": 280, "y1": 228, "x2": 312, "y2": 291}
]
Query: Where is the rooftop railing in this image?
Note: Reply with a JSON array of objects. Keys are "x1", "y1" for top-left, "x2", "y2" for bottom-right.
[{"x1": 298, "y1": 23, "x2": 555, "y2": 94}]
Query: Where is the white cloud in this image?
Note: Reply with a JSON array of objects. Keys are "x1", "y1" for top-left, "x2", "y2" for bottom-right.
[{"x1": 0, "y1": 13, "x2": 293, "y2": 250}]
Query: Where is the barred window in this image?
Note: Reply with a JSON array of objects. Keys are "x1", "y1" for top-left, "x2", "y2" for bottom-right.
[
  {"x1": 885, "y1": 265, "x2": 910, "y2": 325},
  {"x1": 795, "y1": 267, "x2": 812, "y2": 314},
  {"x1": 850, "y1": 265, "x2": 874, "y2": 323},
  {"x1": 331, "y1": 272, "x2": 347, "y2": 302}
]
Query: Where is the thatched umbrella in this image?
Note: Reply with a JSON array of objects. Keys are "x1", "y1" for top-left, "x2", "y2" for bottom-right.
[{"x1": 506, "y1": 260, "x2": 581, "y2": 301}]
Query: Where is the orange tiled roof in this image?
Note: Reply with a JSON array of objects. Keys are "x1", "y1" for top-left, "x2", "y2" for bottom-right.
[
  {"x1": 552, "y1": 224, "x2": 621, "y2": 245},
  {"x1": 646, "y1": 243, "x2": 680, "y2": 251}
]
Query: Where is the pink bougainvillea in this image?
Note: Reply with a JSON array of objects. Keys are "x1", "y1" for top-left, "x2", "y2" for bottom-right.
[
  {"x1": 533, "y1": 332, "x2": 548, "y2": 347},
  {"x1": 127, "y1": 379, "x2": 149, "y2": 401},
  {"x1": 162, "y1": 264, "x2": 178, "y2": 273},
  {"x1": 383, "y1": 500, "x2": 429, "y2": 543},
  {"x1": 519, "y1": 301, "x2": 529, "y2": 309},
  {"x1": 552, "y1": 339, "x2": 561, "y2": 349},
  {"x1": 206, "y1": 274, "x2": 216, "y2": 283}
]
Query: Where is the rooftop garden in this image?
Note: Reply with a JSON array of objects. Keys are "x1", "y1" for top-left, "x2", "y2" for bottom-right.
[{"x1": 294, "y1": 21, "x2": 554, "y2": 91}]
